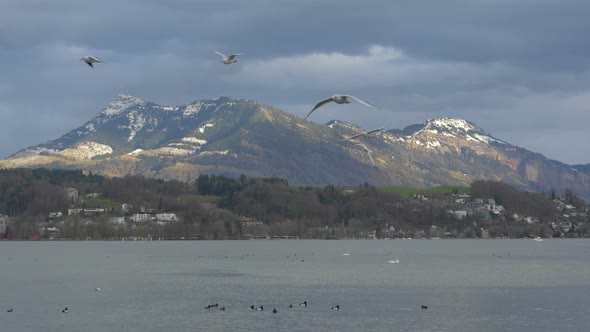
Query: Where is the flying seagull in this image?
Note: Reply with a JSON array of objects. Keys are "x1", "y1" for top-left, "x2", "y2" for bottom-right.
[
  {"x1": 356, "y1": 143, "x2": 376, "y2": 166},
  {"x1": 216, "y1": 52, "x2": 242, "y2": 64},
  {"x1": 80, "y1": 56, "x2": 104, "y2": 68},
  {"x1": 304, "y1": 95, "x2": 378, "y2": 120},
  {"x1": 342, "y1": 127, "x2": 385, "y2": 141}
]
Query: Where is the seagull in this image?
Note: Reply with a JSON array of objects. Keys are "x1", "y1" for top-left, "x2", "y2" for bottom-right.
[
  {"x1": 272, "y1": 308, "x2": 277, "y2": 313},
  {"x1": 95, "y1": 288, "x2": 101, "y2": 292},
  {"x1": 299, "y1": 301, "x2": 307, "y2": 307},
  {"x1": 341, "y1": 250, "x2": 351, "y2": 256},
  {"x1": 304, "y1": 95, "x2": 378, "y2": 120},
  {"x1": 331, "y1": 305, "x2": 340, "y2": 310},
  {"x1": 421, "y1": 305, "x2": 428, "y2": 309},
  {"x1": 388, "y1": 258, "x2": 400, "y2": 264},
  {"x1": 342, "y1": 127, "x2": 385, "y2": 141},
  {"x1": 62, "y1": 307, "x2": 69, "y2": 313},
  {"x1": 215, "y1": 51, "x2": 242, "y2": 65},
  {"x1": 356, "y1": 143, "x2": 376, "y2": 166},
  {"x1": 80, "y1": 56, "x2": 104, "y2": 68},
  {"x1": 7, "y1": 308, "x2": 13, "y2": 313}
]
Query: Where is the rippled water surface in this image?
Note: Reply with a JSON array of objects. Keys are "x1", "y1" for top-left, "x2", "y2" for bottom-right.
[{"x1": 1, "y1": 239, "x2": 589, "y2": 331}]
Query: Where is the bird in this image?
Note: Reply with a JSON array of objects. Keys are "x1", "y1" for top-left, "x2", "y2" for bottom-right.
[
  {"x1": 80, "y1": 56, "x2": 104, "y2": 68},
  {"x1": 304, "y1": 95, "x2": 379, "y2": 120},
  {"x1": 331, "y1": 305, "x2": 340, "y2": 310},
  {"x1": 95, "y1": 288, "x2": 101, "y2": 292},
  {"x1": 288, "y1": 304, "x2": 293, "y2": 308},
  {"x1": 342, "y1": 127, "x2": 385, "y2": 142},
  {"x1": 421, "y1": 305, "x2": 428, "y2": 309},
  {"x1": 62, "y1": 307, "x2": 69, "y2": 313},
  {"x1": 299, "y1": 301, "x2": 307, "y2": 307},
  {"x1": 388, "y1": 258, "x2": 400, "y2": 264},
  {"x1": 219, "y1": 306, "x2": 226, "y2": 311},
  {"x1": 7, "y1": 308, "x2": 13, "y2": 313},
  {"x1": 256, "y1": 306, "x2": 264, "y2": 311},
  {"x1": 356, "y1": 143, "x2": 376, "y2": 166},
  {"x1": 272, "y1": 308, "x2": 277, "y2": 313},
  {"x1": 215, "y1": 52, "x2": 242, "y2": 65},
  {"x1": 342, "y1": 250, "x2": 351, "y2": 256}
]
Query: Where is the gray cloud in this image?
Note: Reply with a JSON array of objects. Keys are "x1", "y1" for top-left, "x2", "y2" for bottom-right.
[{"x1": 1, "y1": 0, "x2": 589, "y2": 164}]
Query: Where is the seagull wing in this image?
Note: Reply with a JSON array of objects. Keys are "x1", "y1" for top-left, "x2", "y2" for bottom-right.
[
  {"x1": 87, "y1": 62, "x2": 94, "y2": 68},
  {"x1": 345, "y1": 95, "x2": 379, "y2": 110},
  {"x1": 366, "y1": 127, "x2": 385, "y2": 135},
  {"x1": 215, "y1": 51, "x2": 227, "y2": 59},
  {"x1": 368, "y1": 151, "x2": 376, "y2": 166},
  {"x1": 90, "y1": 56, "x2": 103, "y2": 63},
  {"x1": 304, "y1": 97, "x2": 334, "y2": 120},
  {"x1": 341, "y1": 132, "x2": 365, "y2": 141},
  {"x1": 227, "y1": 54, "x2": 237, "y2": 61}
]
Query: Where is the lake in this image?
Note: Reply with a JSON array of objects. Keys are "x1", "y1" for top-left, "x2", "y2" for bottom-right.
[{"x1": 1, "y1": 239, "x2": 589, "y2": 331}]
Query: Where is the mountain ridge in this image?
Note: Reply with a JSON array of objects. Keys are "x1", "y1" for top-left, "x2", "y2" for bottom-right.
[{"x1": 2, "y1": 95, "x2": 589, "y2": 200}]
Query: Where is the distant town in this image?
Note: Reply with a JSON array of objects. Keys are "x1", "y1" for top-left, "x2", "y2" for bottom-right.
[{"x1": 0, "y1": 169, "x2": 587, "y2": 240}]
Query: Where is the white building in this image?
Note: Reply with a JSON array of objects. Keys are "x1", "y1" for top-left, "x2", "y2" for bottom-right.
[
  {"x1": 131, "y1": 214, "x2": 154, "y2": 222},
  {"x1": 451, "y1": 210, "x2": 468, "y2": 220},
  {"x1": 108, "y1": 217, "x2": 127, "y2": 230},
  {"x1": 64, "y1": 187, "x2": 79, "y2": 203},
  {"x1": 122, "y1": 203, "x2": 133, "y2": 213},
  {"x1": 42, "y1": 227, "x2": 60, "y2": 239},
  {"x1": 49, "y1": 212, "x2": 63, "y2": 219},
  {"x1": 0, "y1": 215, "x2": 9, "y2": 234},
  {"x1": 68, "y1": 208, "x2": 82, "y2": 216},
  {"x1": 155, "y1": 213, "x2": 179, "y2": 222}
]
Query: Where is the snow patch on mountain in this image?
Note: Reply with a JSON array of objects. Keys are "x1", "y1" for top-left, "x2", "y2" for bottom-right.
[
  {"x1": 126, "y1": 111, "x2": 148, "y2": 142},
  {"x1": 411, "y1": 118, "x2": 507, "y2": 146},
  {"x1": 101, "y1": 95, "x2": 145, "y2": 116},
  {"x1": 200, "y1": 150, "x2": 231, "y2": 156},
  {"x1": 59, "y1": 142, "x2": 113, "y2": 159},
  {"x1": 128, "y1": 149, "x2": 143, "y2": 155},
  {"x1": 426, "y1": 140, "x2": 441, "y2": 149},
  {"x1": 151, "y1": 147, "x2": 194, "y2": 156},
  {"x1": 182, "y1": 137, "x2": 208, "y2": 145},
  {"x1": 85, "y1": 123, "x2": 96, "y2": 133},
  {"x1": 198, "y1": 123, "x2": 215, "y2": 133},
  {"x1": 183, "y1": 101, "x2": 220, "y2": 116}
]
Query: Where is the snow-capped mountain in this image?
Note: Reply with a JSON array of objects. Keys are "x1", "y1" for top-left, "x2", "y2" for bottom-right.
[{"x1": 2, "y1": 95, "x2": 590, "y2": 199}]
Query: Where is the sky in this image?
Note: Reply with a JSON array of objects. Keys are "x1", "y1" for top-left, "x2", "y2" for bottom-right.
[{"x1": 1, "y1": 0, "x2": 589, "y2": 164}]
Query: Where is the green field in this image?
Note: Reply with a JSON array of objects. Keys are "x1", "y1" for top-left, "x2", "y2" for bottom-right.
[
  {"x1": 179, "y1": 194, "x2": 223, "y2": 203},
  {"x1": 84, "y1": 198, "x2": 120, "y2": 209},
  {"x1": 379, "y1": 185, "x2": 470, "y2": 197}
]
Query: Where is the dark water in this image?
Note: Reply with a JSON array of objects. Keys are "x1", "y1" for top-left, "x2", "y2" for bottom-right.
[{"x1": 1, "y1": 239, "x2": 589, "y2": 331}]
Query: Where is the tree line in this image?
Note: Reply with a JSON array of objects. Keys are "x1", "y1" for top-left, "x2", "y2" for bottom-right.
[{"x1": 0, "y1": 168, "x2": 586, "y2": 239}]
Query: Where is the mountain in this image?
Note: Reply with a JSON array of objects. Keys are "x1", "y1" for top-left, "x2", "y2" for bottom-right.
[{"x1": 3, "y1": 95, "x2": 590, "y2": 200}]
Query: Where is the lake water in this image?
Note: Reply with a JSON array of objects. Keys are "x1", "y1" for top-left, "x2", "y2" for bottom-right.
[{"x1": 1, "y1": 239, "x2": 589, "y2": 332}]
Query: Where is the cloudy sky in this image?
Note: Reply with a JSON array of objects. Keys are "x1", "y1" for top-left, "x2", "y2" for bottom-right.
[{"x1": 1, "y1": 0, "x2": 589, "y2": 164}]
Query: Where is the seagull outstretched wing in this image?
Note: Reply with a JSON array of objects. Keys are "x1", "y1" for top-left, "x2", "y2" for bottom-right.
[
  {"x1": 89, "y1": 56, "x2": 103, "y2": 63},
  {"x1": 341, "y1": 132, "x2": 366, "y2": 141},
  {"x1": 345, "y1": 95, "x2": 379, "y2": 110},
  {"x1": 305, "y1": 97, "x2": 334, "y2": 120}
]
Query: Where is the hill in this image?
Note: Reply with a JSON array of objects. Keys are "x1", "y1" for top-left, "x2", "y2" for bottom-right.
[{"x1": 2, "y1": 95, "x2": 589, "y2": 200}]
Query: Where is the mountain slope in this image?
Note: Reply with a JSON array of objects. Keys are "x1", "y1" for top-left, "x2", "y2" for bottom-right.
[{"x1": 2, "y1": 95, "x2": 589, "y2": 200}]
